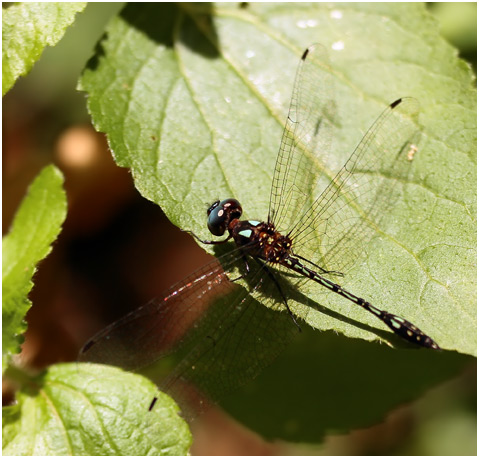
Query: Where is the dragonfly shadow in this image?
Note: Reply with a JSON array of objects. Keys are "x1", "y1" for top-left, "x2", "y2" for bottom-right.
[
  {"x1": 287, "y1": 286, "x2": 412, "y2": 349},
  {"x1": 210, "y1": 241, "x2": 411, "y2": 351}
]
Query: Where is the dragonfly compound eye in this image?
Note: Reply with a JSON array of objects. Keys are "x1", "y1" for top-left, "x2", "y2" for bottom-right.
[{"x1": 207, "y1": 198, "x2": 242, "y2": 236}]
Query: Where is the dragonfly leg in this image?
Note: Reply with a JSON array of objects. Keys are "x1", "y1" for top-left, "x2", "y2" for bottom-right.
[
  {"x1": 294, "y1": 253, "x2": 344, "y2": 277},
  {"x1": 183, "y1": 230, "x2": 232, "y2": 245},
  {"x1": 229, "y1": 253, "x2": 250, "y2": 282},
  {"x1": 255, "y1": 259, "x2": 302, "y2": 332}
]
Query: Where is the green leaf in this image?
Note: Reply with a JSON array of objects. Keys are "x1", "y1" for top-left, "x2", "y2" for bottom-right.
[
  {"x1": 80, "y1": 3, "x2": 475, "y2": 356},
  {"x1": 2, "y1": 2, "x2": 86, "y2": 95},
  {"x1": 2, "y1": 364, "x2": 191, "y2": 455},
  {"x1": 2, "y1": 165, "x2": 67, "y2": 369},
  {"x1": 78, "y1": 3, "x2": 476, "y2": 442}
]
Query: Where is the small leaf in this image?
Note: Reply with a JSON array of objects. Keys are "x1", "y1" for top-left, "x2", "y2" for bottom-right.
[
  {"x1": 2, "y1": 2, "x2": 86, "y2": 95},
  {"x1": 2, "y1": 364, "x2": 191, "y2": 456},
  {"x1": 2, "y1": 165, "x2": 67, "y2": 370}
]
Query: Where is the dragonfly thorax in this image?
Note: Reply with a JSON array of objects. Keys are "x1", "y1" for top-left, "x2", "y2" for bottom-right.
[{"x1": 231, "y1": 220, "x2": 293, "y2": 263}]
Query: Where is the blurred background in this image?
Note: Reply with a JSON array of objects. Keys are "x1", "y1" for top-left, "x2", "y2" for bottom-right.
[{"x1": 3, "y1": 3, "x2": 476, "y2": 455}]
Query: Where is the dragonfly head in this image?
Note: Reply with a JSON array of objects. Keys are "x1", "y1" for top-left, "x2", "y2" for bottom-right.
[{"x1": 207, "y1": 198, "x2": 242, "y2": 236}]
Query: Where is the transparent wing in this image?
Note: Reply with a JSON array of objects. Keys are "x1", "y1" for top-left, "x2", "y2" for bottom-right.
[
  {"x1": 78, "y1": 248, "x2": 297, "y2": 419},
  {"x1": 268, "y1": 44, "x2": 421, "y2": 279},
  {"x1": 289, "y1": 97, "x2": 421, "y2": 276},
  {"x1": 268, "y1": 44, "x2": 334, "y2": 233}
]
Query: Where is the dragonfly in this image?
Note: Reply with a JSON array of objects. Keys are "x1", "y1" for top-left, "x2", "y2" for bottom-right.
[{"x1": 79, "y1": 44, "x2": 440, "y2": 418}]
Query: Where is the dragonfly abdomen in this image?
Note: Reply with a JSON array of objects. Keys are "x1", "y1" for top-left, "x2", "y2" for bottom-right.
[{"x1": 282, "y1": 256, "x2": 440, "y2": 349}]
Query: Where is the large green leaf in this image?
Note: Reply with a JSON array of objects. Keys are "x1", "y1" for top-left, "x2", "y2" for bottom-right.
[
  {"x1": 2, "y1": 364, "x2": 191, "y2": 455},
  {"x1": 2, "y1": 2, "x2": 86, "y2": 95},
  {"x1": 80, "y1": 2, "x2": 475, "y2": 354},
  {"x1": 2, "y1": 165, "x2": 67, "y2": 370},
  {"x1": 78, "y1": 2, "x2": 476, "y2": 441}
]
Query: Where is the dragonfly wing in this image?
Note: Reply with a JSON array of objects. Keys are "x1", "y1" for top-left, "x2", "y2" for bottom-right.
[
  {"x1": 79, "y1": 250, "x2": 297, "y2": 418},
  {"x1": 268, "y1": 44, "x2": 335, "y2": 233},
  {"x1": 78, "y1": 256, "x2": 238, "y2": 371},
  {"x1": 290, "y1": 97, "x2": 421, "y2": 276},
  {"x1": 161, "y1": 267, "x2": 298, "y2": 418}
]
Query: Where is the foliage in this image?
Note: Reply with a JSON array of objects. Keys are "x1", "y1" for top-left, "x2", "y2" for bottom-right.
[
  {"x1": 2, "y1": 2, "x2": 86, "y2": 95},
  {"x1": 3, "y1": 2, "x2": 476, "y2": 454},
  {"x1": 2, "y1": 165, "x2": 67, "y2": 370}
]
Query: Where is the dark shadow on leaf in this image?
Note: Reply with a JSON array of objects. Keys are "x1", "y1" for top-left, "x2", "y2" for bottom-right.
[
  {"x1": 288, "y1": 285, "x2": 418, "y2": 349},
  {"x1": 84, "y1": 33, "x2": 107, "y2": 72},
  {"x1": 118, "y1": 3, "x2": 220, "y2": 58},
  {"x1": 222, "y1": 327, "x2": 471, "y2": 442}
]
